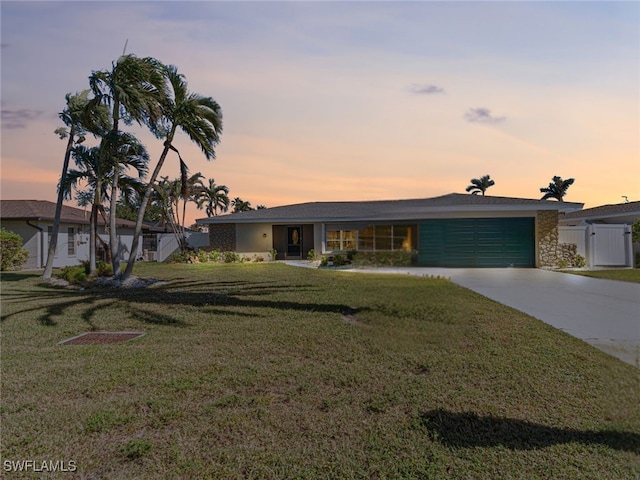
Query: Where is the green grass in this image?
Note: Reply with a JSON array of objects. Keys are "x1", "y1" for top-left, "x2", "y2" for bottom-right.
[
  {"x1": 561, "y1": 268, "x2": 640, "y2": 284},
  {"x1": 1, "y1": 263, "x2": 638, "y2": 479}
]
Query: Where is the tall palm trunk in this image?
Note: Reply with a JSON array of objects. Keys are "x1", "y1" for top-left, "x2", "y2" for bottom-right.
[
  {"x1": 181, "y1": 196, "x2": 188, "y2": 253},
  {"x1": 42, "y1": 131, "x2": 75, "y2": 278},
  {"x1": 108, "y1": 103, "x2": 121, "y2": 276},
  {"x1": 109, "y1": 164, "x2": 121, "y2": 275},
  {"x1": 88, "y1": 177, "x2": 103, "y2": 273},
  {"x1": 89, "y1": 204, "x2": 97, "y2": 273},
  {"x1": 123, "y1": 137, "x2": 175, "y2": 279}
]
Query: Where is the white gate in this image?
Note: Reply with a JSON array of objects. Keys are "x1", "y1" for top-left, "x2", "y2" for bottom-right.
[
  {"x1": 592, "y1": 224, "x2": 631, "y2": 266},
  {"x1": 558, "y1": 224, "x2": 632, "y2": 267}
]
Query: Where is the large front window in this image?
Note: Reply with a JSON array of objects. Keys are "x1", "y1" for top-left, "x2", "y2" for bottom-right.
[
  {"x1": 325, "y1": 224, "x2": 413, "y2": 252},
  {"x1": 327, "y1": 230, "x2": 356, "y2": 251}
]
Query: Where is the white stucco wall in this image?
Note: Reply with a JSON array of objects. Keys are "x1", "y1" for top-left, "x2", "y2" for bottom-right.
[{"x1": 2, "y1": 220, "x2": 93, "y2": 269}]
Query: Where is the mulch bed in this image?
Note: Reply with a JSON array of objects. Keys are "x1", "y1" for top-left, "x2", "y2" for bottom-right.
[{"x1": 58, "y1": 332, "x2": 145, "y2": 346}]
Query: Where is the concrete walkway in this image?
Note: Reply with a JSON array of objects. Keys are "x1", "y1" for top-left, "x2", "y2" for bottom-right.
[{"x1": 286, "y1": 262, "x2": 640, "y2": 367}]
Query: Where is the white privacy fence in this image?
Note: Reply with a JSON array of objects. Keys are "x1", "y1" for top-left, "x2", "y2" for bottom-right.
[
  {"x1": 558, "y1": 224, "x2": 633, "y2": 267},
  {"x1": 156, "y1": 232, "x2": 210, "y2": 262}
]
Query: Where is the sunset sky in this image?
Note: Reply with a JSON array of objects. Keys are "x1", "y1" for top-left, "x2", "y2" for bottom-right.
[{"x1": 1, "y1": 1, "x2": 638, "y2": 225}]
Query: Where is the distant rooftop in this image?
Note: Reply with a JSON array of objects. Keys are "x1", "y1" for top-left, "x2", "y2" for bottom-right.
[
  {"x1": 0, "y1": 200, "x2": 165, "y2": 231},
  {"x1": 562, "y1": 201, "x2": 640, "y2": 223}
]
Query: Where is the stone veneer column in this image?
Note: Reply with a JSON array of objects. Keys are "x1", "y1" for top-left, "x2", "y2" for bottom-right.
[
  {"x1": 208, "y1": 224, "x2": 236, "y2": 251},
  {"x1": 537, "y1": 210, "x2": 559, "y2": 268}
]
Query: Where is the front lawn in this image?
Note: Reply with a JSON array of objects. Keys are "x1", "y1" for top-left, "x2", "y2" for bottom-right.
[
  {"x1": 1, "y1": 263, "x2": 638, "y2": 479},
  {"x1": 562, "y1": 268, "x2": 640, "y2": 284}
]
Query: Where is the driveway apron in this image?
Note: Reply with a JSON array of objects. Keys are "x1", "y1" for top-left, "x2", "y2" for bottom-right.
[
  {"x1": 291, "y1": 262, "x2": 640, "y2": 368},
  {"x1": 432, "y1": 269, "x2": 639, "y2": 367},
  {"x1": 329, "y1": 264, "x2": 640, "y2": 368}
]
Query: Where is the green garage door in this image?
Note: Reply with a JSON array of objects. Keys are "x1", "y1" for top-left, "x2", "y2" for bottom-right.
[{"x1": 418, "y1": 218, "x2": 535, "y2": 267}]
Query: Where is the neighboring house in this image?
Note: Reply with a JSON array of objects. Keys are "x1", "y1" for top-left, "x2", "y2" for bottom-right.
[
  {"x1": 197, "y1": 193, "x2": 584, "y2": 268},
  {"x1": 0, "y1": 200, "x2": 167, "y2": 269},
  {"x1": 559, "y1": 201, "x2": 639, "y2": 268},
  {"x1": 559, "y1": 201, "x2": 640, "y2": 226}
]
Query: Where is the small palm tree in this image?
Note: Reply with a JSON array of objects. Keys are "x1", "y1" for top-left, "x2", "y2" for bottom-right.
[
  {"x1": 153, "y1": 177, "x2": 189, "y2": 252},
  {"x1": 179, "y1": 170, "x2": 204, "y2": 252},
  {"x1": 63, "y1": 146, "x2": 106, "y2": 272},
  {"x1": 231, "y1": 197, "x2": 253, "y2": 213},
  {"x1": 540, "y1": 176, "x2": 575, "y2": 202},
  {"x1": 197, "y1": 178, "x2": 230, "y2": 217},
  {"x1": 154, "y1": 171, "x2": 204, "y2": 253},
  {"x1": 62, "y1": 136, "x2": 148, "y2": 272},
  {"x1": 124, "y1": 64, "x2": 222, "y2": 279},
  {"x1": 465, "y1": 175, "x2": 495, "y2": 196},
  {"x1": 152, "y1": 178, "x2": 177, "y2": 229},
  {"x1": 42, "y1": 91, "x2": 109, "y2": 278}
]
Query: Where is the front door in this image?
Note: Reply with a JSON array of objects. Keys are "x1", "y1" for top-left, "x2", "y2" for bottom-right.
[{"x1": 286, "y1": 226, "x2": 302, "y2": 258}]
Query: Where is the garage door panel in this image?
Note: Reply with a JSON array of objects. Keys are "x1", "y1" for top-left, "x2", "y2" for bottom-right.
[{"x1": 419, "y1": 218, "x2": 535, "y2": 267}]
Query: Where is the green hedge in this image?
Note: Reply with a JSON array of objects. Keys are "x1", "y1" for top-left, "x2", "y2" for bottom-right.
[
  {"x1": 351, "y1": 250, "x2": 418, "y2": 267},
  {"x1": 169, "y1": 250, "x2": 255, "y2": 264},
  {"x1": 0, "y1": 228, "x2": 29, "y2": 271}
]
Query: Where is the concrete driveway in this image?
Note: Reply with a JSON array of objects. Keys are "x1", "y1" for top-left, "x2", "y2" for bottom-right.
[
  {"x1": 328, "y1": 265, "x2": 640, "y2": 367},
  {"x1": 442, "y1": 269, "x2": 639, "y2": 368}
]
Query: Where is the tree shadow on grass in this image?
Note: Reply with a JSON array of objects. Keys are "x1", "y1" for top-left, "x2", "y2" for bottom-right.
[
  {"x1": 420, "y1": 409, "x2": 639, "y2": 453},
  {"x1": 1, "y1": 277, "x2": 360, "y2": 328},
  {"x1": 0, "y1": 272, "x2": 42, "y2": 282},
  {"x1": 1, "y1": 286, "x2": 95, "y2": 326}
]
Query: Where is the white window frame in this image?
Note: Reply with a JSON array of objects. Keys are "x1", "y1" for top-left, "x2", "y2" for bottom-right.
[{"x1": 68, "y1": 227, "x2": 76, "y2": 257}]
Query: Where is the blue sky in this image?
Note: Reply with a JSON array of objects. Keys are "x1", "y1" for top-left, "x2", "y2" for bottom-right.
[{"x1": 1, "y1": 1, "x2": 638, "y2": 223}]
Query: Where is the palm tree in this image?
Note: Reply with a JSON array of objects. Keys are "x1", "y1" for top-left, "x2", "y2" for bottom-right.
[
  {"x1": 231, "y1": 197, "x2": 253, "y2": 213},
  {"x1": 61, "y1": 137, "x2": 148, "y2": 273},
  {"x1": 153, "y1": 177, "x2": 185, "y2": 252},
  {"x1": 42, "y1": 91, "x2": 109, "y2": 278},
  {"x1": 90, "y1": 54, "x2": 166, "y2": 275},
  {"x1": 540, "y1": 176, "x2": 575, "y2": 201},
  {"x1": 152, "y1": 172, "x2": 204, "y2": 253},
  {"x1": 105, "y1": 131, "x2": 150, "y2": 270},
  {"x1": 465, "y1": 175, "x2": 495, "y2": 196},
  {"x1": 152, "y1": 177, "x2": 178, "y2": 229},
  {"x1": 178, "y1": 170, "x2": 204, "y2": 252},
  {"x1": 149, "y1": 182, "x2": 173, "y2": 228},
  {"x1": 197, "y1": 178, "x2": 230, "y2": 217},
  {"x1": 123, "y1": 64, "x2": 223, "y2": 279},
  {"x1": 63, "y1": 146, "x2": 106, "y2": 273}
]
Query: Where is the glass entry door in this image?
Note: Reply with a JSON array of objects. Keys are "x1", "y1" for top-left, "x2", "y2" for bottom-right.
[{"x1": 286, "y1": 226, "x2": 302, "y2": 258}]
